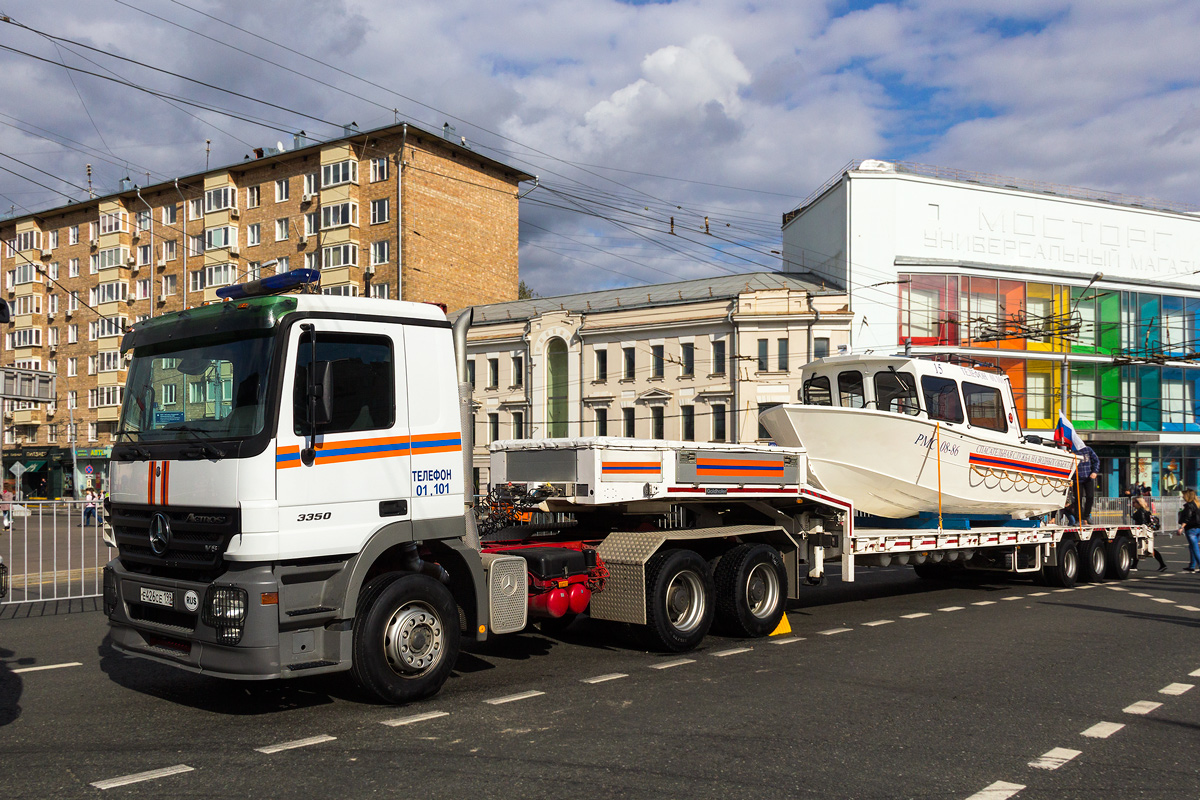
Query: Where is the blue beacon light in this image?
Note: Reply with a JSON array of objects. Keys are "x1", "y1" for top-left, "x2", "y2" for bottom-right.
[{"x1": 214, "y1": 268, "x2": 321, "y2": 300}]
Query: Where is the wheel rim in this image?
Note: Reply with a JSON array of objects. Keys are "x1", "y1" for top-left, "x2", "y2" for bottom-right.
[
  {"x1": 383, "y1": 601, "x2": 444, "y2": 675},
  {"x1": 1118, "y1": 543, "x2": 1132, "y2": 572},
  {"x1": 1063, "y1": 549, "x2": 1077, "y2": 579},
  {"x1": 665, "y1": 570, "x2": 705, "y2": 633},
  {"x1": 1090, "y1": 544, "x2": 1105, "y2": 575},
  {"x1": 744, "y1": 562, "x2": 781, "y2": 619}
]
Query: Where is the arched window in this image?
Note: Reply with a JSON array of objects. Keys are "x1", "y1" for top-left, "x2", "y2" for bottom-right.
[{"x1": 546, "y1": 338, "x2": 568, "y2": 437}]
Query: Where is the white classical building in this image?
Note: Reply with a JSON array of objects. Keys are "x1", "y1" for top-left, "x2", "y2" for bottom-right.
[
  {"x1": 782, "y1": 160, "x2": 1200, "y2": 497},
  {"x1": 458, "y1": 271, "x2": 850, "y2": 488}
]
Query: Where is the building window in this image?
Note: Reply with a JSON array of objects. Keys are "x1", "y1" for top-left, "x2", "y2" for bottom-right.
[
  {"x1": 190, "y1": 269, "x2": 206, "y2": 292},
  {"x1": 651, "y1": 345, "x2": 664, "y2": 379},
  {"x1": 623, "y1": 407, "x2": 635, "y2": 437},
  {"x1": 370, "y1": 157, "x2": 389, "y2": 182},
  {"x1": 512, "y1": 355, "x2": 524, "y2": 387},
  {"x1": 247, "y1": 223, "x2": 261, "y2": 246},
  {"x1": 466, "y1": 360, "x2": 475, "y2": 389},
  {"x1": 596, "y1": 408, "x2": 608, "y2": 436},
  {"x1": 546, "y1": 338, "x2": 569, "y2": 437},
  {"x1": 322, "y1": 244, "x2": 357, "y2": 268},
  {"x1": 681, "y1": 343, "x2": 694, "y2": 377},
  {"x1": 275, "y1": 219, "x2": 289, "y2": 241},
  {"x1": 304, "y1": 173, "x2": 318, "y2": 196},
  {"x1": 512, "y1": 411, "x2": 524, "y2": 439},
  {"x1": 69, "y1": 225, "x2": 79, "y2": 245},
  {"x1": 321, "y1": 160, "x2": 358, "y2": 188},
  {"x1": 247, "y1": 185, "x2": 260, "y2": 208},
  {"x1": 162, "y1": 274, "x2": 177, "y2": 296},
  {"x1": 595, "y1": 349, "x2": 608, "y2": 382},
  {"x1": 370, "y1": 283, "x2": 389, "y2": 299},
  {"x1": 652, "y1": 406, "x2": 664, "y2": 439},
  {"x1": 204, "y1": 186, "x2": 236, "y2": 213},
  {"x1": 162, "y1": 240, "x2": 176, "y2": 261},
  {"x1": 371, "y1": 240, "x2": 389, "y2": 265},
  {"x1": 68, "y1": 258, "x2": 79, "y2": 277},
  {"x1": 321, "y1": 202, "x2": 358, "y2": 230},
  {"x1": 204, "y1": 226, "x2": 236, "y2": 251},
  {"x1": 778, "y1": 338, "x2": 789, "y2": 371},
  {"x1": 623, "y1": 346, "x2": 635, "y2": 380},
  {"x1": 713, "y1": 403, "x2": 727, "y2": 442},
  {"x1": 161, "y1": 384, "x2": 177, "y2": 406},
  {"x1": 188, "y1": 198, "x2": 203, "y2": 221},
  {"x1": 487, "y1": 358, "x2": 499, "y2": 388},
  {"x1": 321, "y1": 284, "x2": 359, "y2": 297},
  {"x1": 370, "y1": 198, "x2": 389, "y2": 224},
  {"x1": 305, "y1": 212, "x2": 319, "y2": 236},
  {"x1": 488, "y1": 412, "x2": 499, "y2": 443},
  {"x1": 136, "y1": 278, "x2": 151, "y2": 300},
  {"x1": 99, "y1": 212, "x2": 127, "y2": 234},
  {"x1": 67, "y1": 358, "x2": 77, "y2": 377},
  {"x1": 188, "y1": 234, "x2": 204, "y2": 257},
  {"x1": 813, "y1": 337, "x2": 830, "y2": 359},
  {"x1": 88, "y1": 422, "x2": 98, "y2": 442},
  {"x1": 275, "y1": 179, "x2": 290, "y2": 202},
  {"x1": 162, "y1": 205, "x2": 177, "y2": 225},
  {"x1": 757, "y1": 339, "x2": 769, "y2": 372},
  {"x1": 712, "y1": 340, "x2": 726, "y2": 376},
  {"x1": 682, "y1": 405, "x2": 694, "y2": 440},
  {"x1": 136, "y1": 210, "x2": 151, "y2": 232}
]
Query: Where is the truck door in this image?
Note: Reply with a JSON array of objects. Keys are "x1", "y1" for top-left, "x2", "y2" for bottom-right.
[{"x1": 276, "y1": 320, "x2": 411, "y2": 558}]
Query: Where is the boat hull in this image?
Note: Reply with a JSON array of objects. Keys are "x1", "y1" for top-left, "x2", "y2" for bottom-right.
[{"x1": 761, "y1": 405, "x2": 1077, "y2": 519}]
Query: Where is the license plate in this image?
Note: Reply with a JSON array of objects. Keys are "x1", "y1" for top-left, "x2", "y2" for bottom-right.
[{"x1": 140, "y1": 587, "x2": 174, "y2": 608}]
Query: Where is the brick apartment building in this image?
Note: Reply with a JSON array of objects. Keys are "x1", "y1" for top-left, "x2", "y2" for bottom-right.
[{"x1": 0, "y1": 121, "x2": 530, "y2": 498}]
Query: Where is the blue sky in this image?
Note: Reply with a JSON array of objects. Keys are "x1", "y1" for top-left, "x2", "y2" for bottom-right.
[{"x1": 2, "y1": 0, "x2": 1199, "y2": 293}]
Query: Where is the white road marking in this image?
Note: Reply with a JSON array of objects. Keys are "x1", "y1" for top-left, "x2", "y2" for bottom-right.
[
  {"x1": 381, "y1": 710, "x2": 450, "y2": 727},
  {"x1": 1081, "y1": 721, "x2": 1124, "y2": 739},
  {"x1": 1159, "y1": 683, "x2": 1194, "y2": 696},
  {"x1": 965, "y1": 780, "x2": 1025, "y2": 800},
  {"x1": 1052, "y1": 588, "x2": 1074, "y2": 593},
  {"x1": 972, "y1": 601, "x2": 997, "y2": 606},
  {"x1": 1029, "y1": 747, "x2": 1081, "y2": 770},
  {"x1": 1001, "y1": 596, "x2": 1022, "y2": 601},
  {"x1": 771, "y1": 636, "x2": 805, "y2": 645},
  {"x1": 1107, "y1": 586, "x2": 1128, "y2": 591},
  {"x1": 1151, "y1": 598, "x2": 1176, "y2": 604},
  {"x1": 818, "y1": 627, "x2": 853, "y2": 635},
  {"x1": 91, "y1": 765, "x2": 194, "y2": 790},
  {"x1": 1076, "y1": 585, "x2": 1095, "y2": 589},
  {"x1": 863, "y1": 619, "x2": 894, "y2": 626},
  {"x1": 713, "y1": 647, "x2": 753, "y2": 657},
  {"x1": 1123, "y1": 701, "x2": 1162, "y2": 715},
  {"x1": 649, "y1": 658, "x2": 695, "y2": 670},
  {"x1": 1178, "y1": 605, "x2": 1200, "y2": 612},
  {"x1": 581, "y1": 673, "x2": 628, "y2": 684},
  {"x1": 484, "y1": 690, "x2": 545, "y2": 704},
  {"x1": 1029, "y1": 592, "x2": 1049, "y2": 597},
  {"x1": 1190, "y1": 668, "x2": 1200, "y2": 677},
  {"x1": 939, "y1": 606, "x2": 965, "y2": 612},
  {"x1": 901, "y1": 612, "x2": 931, "y2": 619},
  {"x1": 11, "y1": 661, "x2": 82, "y2": 674},
  {"x1": 1127, "y1": 577, "x2": 1141, "y2": 581},
  {"x1": 1131, "y1": 592, "x2": 1153, "y2": 597},
  {"x1": 256, "y1": 734, "x2": 336, "y2": 754},
  {"x1": 1143, "y1": 574, "x2": 1161, "y2": 579}
]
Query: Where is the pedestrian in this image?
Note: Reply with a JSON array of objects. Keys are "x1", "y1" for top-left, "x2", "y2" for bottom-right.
[
  {"x1": 84, "y1": 487, "x2": 97, "y2": 527},
  {"x1": 1073, "y1": 442, "x2": 1100, "y2": 524},
  {"x1": 1132, "y1": 487, "x2": 1167, "y2": 571},
  {"x1": 0, "y1": 483, "x2": 12, "y2": 531},
  {"x1": 1179, "y1": 487, "x2": 1200, "y2": 573}
]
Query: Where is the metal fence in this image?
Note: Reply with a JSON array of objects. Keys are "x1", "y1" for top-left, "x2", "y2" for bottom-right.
[
  {"x1": 0, "y1": 501, "x2": 107, "y2": 605},
  {"x1": 1091, "y1": 495, "x2": 1180, "y2": 530}
]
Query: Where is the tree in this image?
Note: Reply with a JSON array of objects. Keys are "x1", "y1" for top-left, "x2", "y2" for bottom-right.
[{"x1": 517, "y1": 280, "x2": 537, "y2": 300}]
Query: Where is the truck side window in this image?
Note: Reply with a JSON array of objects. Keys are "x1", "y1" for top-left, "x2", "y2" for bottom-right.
[
  {"x1": 294, "y1": 332, "x2": 395, "y2": 435},
  {"x1": 803, "y1": 375, "x2": 832, "y2": 406},
  {"x1": 921, "y1": 375, "x2": 963, "y2": 423}
]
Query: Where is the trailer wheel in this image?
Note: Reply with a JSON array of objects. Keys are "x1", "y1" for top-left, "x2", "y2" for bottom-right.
[
  {"x1": 1078, "y1": 536, "x2": 1107, "y2": 583},
  {"x1": 351, "y1": 573, "x2": 460, "y2": 704},
  {"x1": 1106, "y1": 536, "x2": 1133, "y2": 580},
  {"x1": 1045, "y1": 540, "x2": 1078, "y2": 588},
  {"x1": 713, "y1": 544, "x2": 786, "y2": 638},
  {"x1": 644, "y1": 549, "x2": 714, "y2": 652},
  {"x1": 913, "y1": 562, "x2": 953, "y2": 580}
]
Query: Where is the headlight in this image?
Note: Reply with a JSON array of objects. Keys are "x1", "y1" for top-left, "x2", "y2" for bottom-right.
[{"x1": 202, "y1": 585, "x2": 248, "y2": 645}]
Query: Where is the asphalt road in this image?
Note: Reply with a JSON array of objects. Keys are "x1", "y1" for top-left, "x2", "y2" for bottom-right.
[{"x1": 1, "y1": 541, "x2": 1198, "y2": 799}]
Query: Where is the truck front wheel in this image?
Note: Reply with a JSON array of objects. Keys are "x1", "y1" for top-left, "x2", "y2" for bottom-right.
[
  {"x1": 713, "y1": 544, "x2": 786, "y2": 638},
  {"x1": 644, "y1": 549, "x2": 714, "y2": 652},
  {"x1": 352, "y1": 573, "x2": 461, "y2": 704}
]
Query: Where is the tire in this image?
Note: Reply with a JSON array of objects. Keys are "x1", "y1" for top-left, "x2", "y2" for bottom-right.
[
  {"x1": 1106, "y1": 536, "x2": 1133, "y2": 580},
  {"x1": 713, "y1": 544, "x2": 787, "y2": 638},
  {"x1": 351, "y1": 573, "x2": 461, "y2": 704},
  {"x1": 1045, "y1": 540, "x2": 1078, "y2": 588},
  {"x1": 644, "y1": 549, "x2": 714, "y2": 652},
  {"x1": 1078, "y1": 536, "x2": 1107, "y2": 583},
  {"x1": 913, "y1": 562, "x2": 953, "y2": 580}
]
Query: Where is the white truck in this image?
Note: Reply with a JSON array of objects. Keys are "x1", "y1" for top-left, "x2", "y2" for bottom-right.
[{"x1": 102, "y1": 271, "x2": 1154, "y2": 703}]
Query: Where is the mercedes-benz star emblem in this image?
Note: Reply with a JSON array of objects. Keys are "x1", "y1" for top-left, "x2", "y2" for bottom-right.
[{"x1": 149, "y1": 513, "x2": 171, "y2": 556}]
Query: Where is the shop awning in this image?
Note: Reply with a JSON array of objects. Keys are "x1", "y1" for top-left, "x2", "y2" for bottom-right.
[{"x1": 23, "y1": 460, "x2": 45, "y2": 471}]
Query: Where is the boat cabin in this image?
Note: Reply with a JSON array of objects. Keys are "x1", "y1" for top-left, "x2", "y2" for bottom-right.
[{"x1": 799, "y1": 355, "x2": 1021, "y2": 437}]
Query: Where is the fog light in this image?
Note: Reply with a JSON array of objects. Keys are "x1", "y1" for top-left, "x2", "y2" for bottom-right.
[
  {"x1": 102, "y1": 566, "x2": 118, "y2": 615},
  {"x1": 202, "y1": 585, "x2": 248, "y2": 645}
]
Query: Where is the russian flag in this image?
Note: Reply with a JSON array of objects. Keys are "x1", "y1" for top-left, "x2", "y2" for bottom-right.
[{"x1": 1054, "y1": 409, "x2": 1086, "y2": 451}]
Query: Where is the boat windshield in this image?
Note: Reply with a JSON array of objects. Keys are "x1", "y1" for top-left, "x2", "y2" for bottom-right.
[
  {"x1": 117, "y1": 330, "x2": 277, "y2": 442},
  {"x1": 963, "y1": 381, "x2": 1008, "y2": 432},
  {"x1": 804, "y1": 375, "x2": 832, "y2": 406},
  {"x1": 922, "y1": 375, "x2": 964, "y2": 423}
]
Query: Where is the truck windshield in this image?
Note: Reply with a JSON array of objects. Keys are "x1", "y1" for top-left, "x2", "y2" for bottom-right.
[{"x1": 118, "y1": 331, "x2": 276, "y2": 442}]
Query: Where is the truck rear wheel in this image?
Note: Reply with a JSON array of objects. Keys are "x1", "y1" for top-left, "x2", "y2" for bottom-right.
[
  {"x1": 1106, "y1": 536, "x2": 1133, "y2": 580},
  {"x1": 1044, "y1": 540, "x2": 1078, "y2": 588},
  {"x1": 713, "y1": 544, "x2": 786, "y2": 638},
  {"x1": 644, "y1": 549, "x2": 714, "y2": 652},
  {"x1": 1078, "y1": 536, "x2": 1107, "y2": 583},
  {"x1": 351, "y1": 573, "x2": 461, "y2": 704}
]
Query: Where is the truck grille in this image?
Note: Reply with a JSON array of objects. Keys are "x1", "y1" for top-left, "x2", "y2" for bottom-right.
[{"x1": 114, "y1": 503, "x2": 240, "y2": 579}]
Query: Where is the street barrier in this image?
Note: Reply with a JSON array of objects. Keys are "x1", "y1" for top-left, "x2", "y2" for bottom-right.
[{"x1": 0, "y1": 501, "x2": 107, "y2": 605}]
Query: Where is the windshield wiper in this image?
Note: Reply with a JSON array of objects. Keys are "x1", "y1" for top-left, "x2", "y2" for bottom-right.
[
  {"x1": 113, "y1": 428, "x2": 151, "y2": 459},
  {"x1": 167, "y1": 425, "x2": 224, "y2": 460}
]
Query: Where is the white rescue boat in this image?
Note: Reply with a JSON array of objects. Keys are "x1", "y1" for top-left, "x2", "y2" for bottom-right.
[{"x1": 760, "y1": 355, "x2": 1078, "y2": 519}]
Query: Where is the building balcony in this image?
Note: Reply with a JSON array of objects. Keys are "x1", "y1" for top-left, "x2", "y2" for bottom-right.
[{"x1": 97, "y1": 406, "x2": 120, "y2": 422}]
